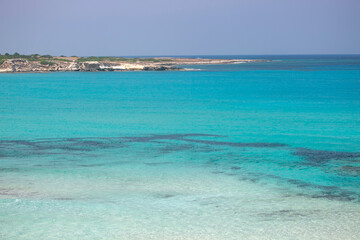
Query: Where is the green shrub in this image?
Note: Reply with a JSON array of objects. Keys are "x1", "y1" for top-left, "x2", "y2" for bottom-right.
[{"x1": 40, "y1": 60, "x2": 55, "y2": 66}]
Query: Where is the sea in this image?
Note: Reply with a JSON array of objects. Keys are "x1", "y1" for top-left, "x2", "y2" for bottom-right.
[{"x1": 0, "y1": 55, "x2": 360, "y2": 239}]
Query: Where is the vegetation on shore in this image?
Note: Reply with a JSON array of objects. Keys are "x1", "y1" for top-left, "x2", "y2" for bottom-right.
[
  {"x1": 0, "y1": 52, "x2": 73, "y2": 64},
  {"x1": 0, "y1": 52, "x2": 171, "y2": 65},
  {"x1": 39, "y1": 60, "x2": 55, "y2": 66},
  {"x1": 76, "y1": 56, "x2": 171, "y2": 63}
]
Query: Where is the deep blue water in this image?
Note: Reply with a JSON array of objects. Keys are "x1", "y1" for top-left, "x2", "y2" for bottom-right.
[{"x1": 0, "y1": 55, "x2": 360, "y2": 239}]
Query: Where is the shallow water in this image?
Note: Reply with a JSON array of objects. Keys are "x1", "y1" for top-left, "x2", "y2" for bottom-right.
[{"x1": 1, "y1": 56, "x2": 360, "y2": 239}]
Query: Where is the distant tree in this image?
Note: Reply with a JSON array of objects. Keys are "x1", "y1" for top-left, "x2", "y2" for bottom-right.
[
  {"x1": 14, "y1": 52, "x2": 20, "y2": 57},
  {"x1": 60, "y1": 55, "x2": 66, "y2": 57},
  {"x1": 5, "y1": 53, "x2": 9, "y2": 56}
]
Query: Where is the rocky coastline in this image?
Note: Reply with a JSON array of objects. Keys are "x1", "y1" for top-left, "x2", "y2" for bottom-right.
[{"x1": 0, "y1": 57, "x2": 265, "y2": 73}]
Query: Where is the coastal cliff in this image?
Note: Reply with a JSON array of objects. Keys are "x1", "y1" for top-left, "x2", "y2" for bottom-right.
[{"x1": 0, "y1": 55, "x2": 265, "y2": 73}]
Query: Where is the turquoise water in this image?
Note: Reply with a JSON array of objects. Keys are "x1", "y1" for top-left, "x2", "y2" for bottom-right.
[{"x1": 1, "y1": 56, "x2": 360, "y2": 239}]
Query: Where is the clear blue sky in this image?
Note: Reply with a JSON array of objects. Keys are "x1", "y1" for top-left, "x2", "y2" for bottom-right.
[{"x1": 1, "y1": 0, "x2": 359, "y2": 56}]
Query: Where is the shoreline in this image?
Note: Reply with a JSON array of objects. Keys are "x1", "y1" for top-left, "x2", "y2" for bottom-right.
[{"x1": 0, "y1": 57, "x2": 267, "y2": 73}]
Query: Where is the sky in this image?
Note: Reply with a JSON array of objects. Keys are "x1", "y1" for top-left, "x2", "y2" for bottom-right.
[{"x1": 0, "y1": 0, "x2": 359, "y2": 56}]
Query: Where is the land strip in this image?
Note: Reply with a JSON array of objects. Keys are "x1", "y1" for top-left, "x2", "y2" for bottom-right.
[{"x1": 0, "y1": 53, "x2": 266, "y2": 72}]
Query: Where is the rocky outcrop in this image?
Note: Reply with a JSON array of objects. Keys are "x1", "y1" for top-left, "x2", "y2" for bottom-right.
[
  {"x1": 78, "y1": 61, "x2": 127, "y2": 71},
  {"x1": 79, "y1": 61, "x2": 103, "y2": 71},
  {"x1": 0, "y1": 59, "x2": 76, "y2": 72},
  {"x1": 144, "y1": 65, "x2": 178, "y2": 71},
  {"x1": 0, "y1": 59, "x2": 39, "y2": 72},
  {"x1": 0, "y1": 59, "x2": 180, "y2": 72}
]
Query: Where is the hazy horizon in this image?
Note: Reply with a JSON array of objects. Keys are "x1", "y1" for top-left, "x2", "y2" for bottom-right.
[{"x1": 1, "y1": 0, "x2": 360, "y2": 56}]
